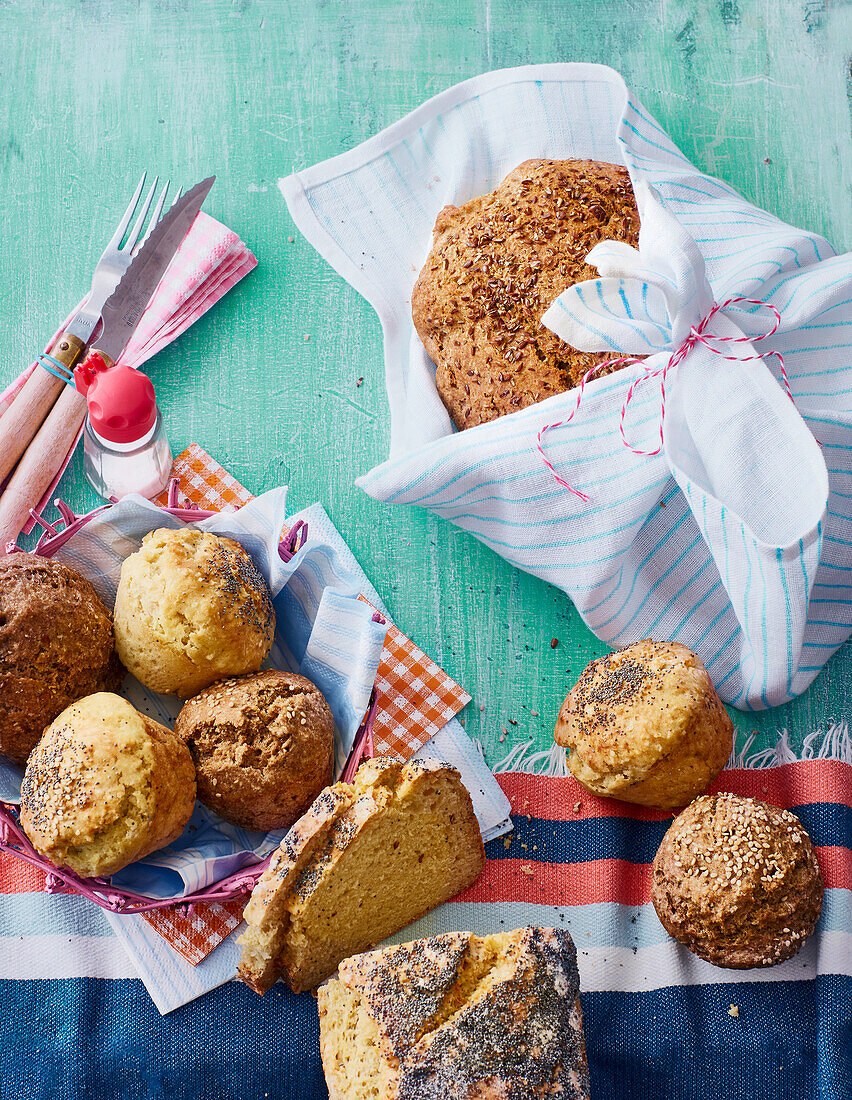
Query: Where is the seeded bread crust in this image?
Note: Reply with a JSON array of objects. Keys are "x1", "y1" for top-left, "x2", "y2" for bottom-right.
[
  {"x1": 412, "y1": 159, "x2": 640, "y2": 430},
  {"x1": 555, "y1": 639, "x2": 733, "y2": 811},
  {"x1": 174, "y1": 670, "x2": 335, "y2": 832},
  {"x1": 651, "y1": 793, "x2": 824, "y2": 968},
  {"x1": 20, "y1": 692, "x2": 196, "y2": 877},
  {"x1": 0, "y1": 553, "x2": 123, "y2": 765},
  {"x1": 238, "y1": 757, "x2": 485, "y2": 995},
  {"x1": 318, "y1": 927, "x2": 591, "y2": 1100},
  {"x1": 113, "y1": 528, "x2": 275, "y2": 698}
]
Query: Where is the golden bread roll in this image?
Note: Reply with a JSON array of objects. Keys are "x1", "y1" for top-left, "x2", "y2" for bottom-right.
[
  {"x1": 20, "y1": 692, "x2": 196, "y2": 877},
  {"x1": 113, "y1": 527, "x2": 275, "y2": 697},
  {"x1": 555, "y1": 639, "x2": 733, "y2": 811}
]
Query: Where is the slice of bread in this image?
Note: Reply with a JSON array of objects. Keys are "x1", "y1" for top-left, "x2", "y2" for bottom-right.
[
  {"x1": 237, "y1": 757, "x2": 485, "y2": 994},
  {"x1": 318, "y1": 927, "x2": 590, "y2": 1100}
]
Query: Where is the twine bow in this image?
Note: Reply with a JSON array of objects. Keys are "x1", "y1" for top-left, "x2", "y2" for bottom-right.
[{"x1": 537, "y1": 296, "x2": 793, "y2": 503}]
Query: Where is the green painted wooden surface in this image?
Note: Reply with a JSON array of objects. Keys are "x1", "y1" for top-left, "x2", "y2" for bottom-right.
[{"x1": 1, "y1": 0, "x2": 851, "y2": 766}]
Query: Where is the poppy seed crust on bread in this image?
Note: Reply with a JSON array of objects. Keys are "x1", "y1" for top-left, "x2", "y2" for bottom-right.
[
  {"x1": 113, "y1": 527, "x2": 275, "y2": 697},
  {"x1": 411, "y1": 158, "x2": 640, "y2": 429},
  {"x1": 20, "y1": 692, "x2": 196, "y2": 877},
  {"x1": 555, "y1": 639, "x2": 733, "y2": 812},
  {"x1": 318, "y1": 927, "x2": 590, "y2": 1100}
]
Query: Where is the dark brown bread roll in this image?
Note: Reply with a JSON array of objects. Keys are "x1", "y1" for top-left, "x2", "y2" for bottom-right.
[
  {"x1": 412, "y1": 158, "x2": 640, "y2": 429},
  {"x1": 175, "y1": 670, "x2": 335, "y2": 832},
  {"x1": 0, "y1": 553, "x2": 123, "y2": 765},
  {"x1": 652, "y1": 793, "x2": 824, "y2": 968}
]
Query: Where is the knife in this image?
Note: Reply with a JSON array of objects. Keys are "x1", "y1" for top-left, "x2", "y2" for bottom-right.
[
  {"x1": 80, "y1": 176, "x2": 215, "y2": 372},
  {"x1": 0, "y1": 174, "x2": 159, "y2": 486},
  {"x1": 0, "y1": 176, "x2": 215, "y2": 548}
]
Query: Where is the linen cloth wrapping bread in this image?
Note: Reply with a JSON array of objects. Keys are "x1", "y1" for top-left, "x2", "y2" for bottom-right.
[
  {"x1": 281, "y1": 62, "x2": 852, "y2": 712},
  {"x1": 2, "y1": 759, "x2": 850, "y2": 1099}
]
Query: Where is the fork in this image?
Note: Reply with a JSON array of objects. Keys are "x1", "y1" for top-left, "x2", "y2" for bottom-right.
[{"x1": 0, "y1": 174, "x2": 180, "y2": 486}]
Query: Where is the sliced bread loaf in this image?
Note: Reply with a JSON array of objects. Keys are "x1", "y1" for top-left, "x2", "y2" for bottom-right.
[
  {"x1": 318, "y1": 927, "x2": 590, "y2": 1100},
  {"x1": 237, "y1": 757, "x2": 485, "y2": 994}
]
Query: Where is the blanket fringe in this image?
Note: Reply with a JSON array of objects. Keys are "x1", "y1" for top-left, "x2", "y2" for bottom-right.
[
  {"x1": 493, "y1": 723, "x2": 852, "y2": 775},
  {"x1": 492, "y1": 740, "x2": 570, "y2": 777},
  {"x1": 728, "y1": 722, "x2": 852, "y2": 769}
]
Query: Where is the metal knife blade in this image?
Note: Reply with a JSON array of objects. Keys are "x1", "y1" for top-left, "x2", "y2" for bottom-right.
[{"x1": 94, "y1": 176, "x2": 215, "y2": 364}]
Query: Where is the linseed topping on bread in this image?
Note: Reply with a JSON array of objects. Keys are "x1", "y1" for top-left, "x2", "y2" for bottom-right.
[
  {"x1": 412, "y1": 159, "x2": 640, "y2": 429},
  {"x1": 651, "y1": 793, "x2": 824, "y2": 969}
]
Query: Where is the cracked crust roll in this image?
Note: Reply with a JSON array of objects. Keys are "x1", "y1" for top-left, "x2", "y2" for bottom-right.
[
  {"x1": 113, "y1": 527, "x2": 275, "y2": 697},
  {"x1": 175, "y1": 670, "x2": 335, "y2": 832},
  {"x1": 652, "y1": 793, "x2": 823, "y2": 969},
  {"x1": 555, "y1": 639, "x2": 733, "y2": 811},
  {"x1": 20, "y1": 692, "x2": 196, "y2": 878}
]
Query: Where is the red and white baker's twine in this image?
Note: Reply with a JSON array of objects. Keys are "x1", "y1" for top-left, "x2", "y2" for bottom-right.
[{"x1": 537, "y1": 297, "x2": 793, "y2": 503}]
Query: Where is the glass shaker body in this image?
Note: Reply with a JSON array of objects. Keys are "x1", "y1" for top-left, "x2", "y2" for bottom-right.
[{"x1": 83, "y1": 409, "x2": 173, "y2": 502}]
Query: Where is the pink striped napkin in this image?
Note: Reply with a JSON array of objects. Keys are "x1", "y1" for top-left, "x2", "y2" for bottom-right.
[{"x1": 0, "y1": 212, "x2": 256, "y2": 532}]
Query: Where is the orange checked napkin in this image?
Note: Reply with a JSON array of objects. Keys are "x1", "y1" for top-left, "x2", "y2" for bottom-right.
[
  {"x1": 135, "y1": 447, "x2": 470, "y2": 964},
  {"x1": 359, "y1": 595, "x2": 470, "y2": 760}
]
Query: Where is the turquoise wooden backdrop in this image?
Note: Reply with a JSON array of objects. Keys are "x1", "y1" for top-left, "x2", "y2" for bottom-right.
[{"x1": 1, "y1": 0, "x2": 850, "y2": 764}]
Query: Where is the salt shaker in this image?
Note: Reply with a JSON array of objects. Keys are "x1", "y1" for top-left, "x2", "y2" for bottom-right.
[{"x1": 76, "y1": 354, "x2": 172, "y2": 501}]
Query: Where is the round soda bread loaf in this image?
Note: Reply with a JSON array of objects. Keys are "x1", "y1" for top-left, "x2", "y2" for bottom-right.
[
  {"x1": 113, "y1": 527, "x2": 275, "y2": 697},
  {"x1": 411, "y1": 158, "x2": 640, "y2": 429},
  {"x1": 0, "y1": 553, "x2": 123, "y2": 765},
  {"x1": 20, "y1": 692, "x2": 196, "y2": 877},
  {"x1": 651, "y1": 793, "x2": 824, "y2": 968},
  {"x1": 175, "y1": 670, "x2": 335, "y2": 832},
  {"x1": 554, "y1": 639, "x2": 733, "y2": 811},
  {"x1": 317, "y1": 927, "x2": 590, "y2": 1100}
]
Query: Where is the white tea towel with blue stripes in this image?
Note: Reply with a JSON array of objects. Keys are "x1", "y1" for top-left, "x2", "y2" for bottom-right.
[
  {"x1": 280, "y1": 62, "x2": 852, "y2": 711},
  {"x1": 1, "y1": 490, "x2": 511, "y2": 1012}
]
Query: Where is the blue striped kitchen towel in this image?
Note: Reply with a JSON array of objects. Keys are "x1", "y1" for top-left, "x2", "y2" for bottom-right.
[{"x1": 280, "y1": 62, "x2": 852, "y2": 712}]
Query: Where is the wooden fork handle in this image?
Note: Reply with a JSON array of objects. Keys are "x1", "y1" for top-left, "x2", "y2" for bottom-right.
[
  {"x1": 0, "y1": 332, "x2": 86, "y2": 485},
  {"x1": 0, "y1": 384, "x2": 87, "y2": 549}
]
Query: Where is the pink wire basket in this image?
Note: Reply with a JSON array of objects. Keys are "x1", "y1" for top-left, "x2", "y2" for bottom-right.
[{"x1": 0, "y1": 479, "x2": 380, "y2": 916}]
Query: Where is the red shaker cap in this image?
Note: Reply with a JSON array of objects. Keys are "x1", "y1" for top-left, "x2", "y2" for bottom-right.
[{"x1": 75, "y1": 353, "x2": 157, "y2": 444}]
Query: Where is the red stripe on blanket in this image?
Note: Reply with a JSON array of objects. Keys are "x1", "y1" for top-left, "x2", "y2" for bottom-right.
[
  {"x1": 0, "y1": 860, "x2": 51, "y2": 895},
  {"x1": 455, "y1": 845, "x2": 851, "y2": 905},
  {"x1": 495, "y1": 759, "x2": 852, "y2": 821},
  {"x1": 456, "y1": 857, "x2": 655, "y2": 906}
]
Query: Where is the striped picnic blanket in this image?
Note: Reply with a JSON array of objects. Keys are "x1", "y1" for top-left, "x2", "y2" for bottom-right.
[{"x1": 3, "y1": 757, "x2": 849, "y2": 1099}]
